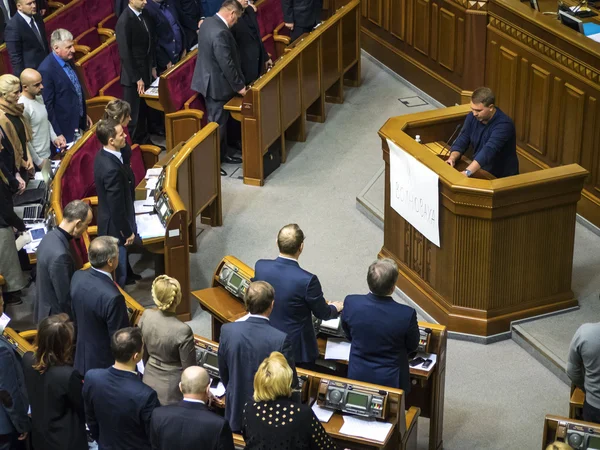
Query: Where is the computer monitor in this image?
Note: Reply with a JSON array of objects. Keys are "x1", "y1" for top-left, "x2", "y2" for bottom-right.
[{"x1": 559, "y1": 10, "x2": 585, "y2": 33}]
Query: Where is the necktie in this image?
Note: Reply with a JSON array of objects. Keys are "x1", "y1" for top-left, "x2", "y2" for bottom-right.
[
  {"x1": 29, "y1": 18, "x2": 44, "y2": 47},
  {"x1": 64, "y1": 63, "x2": 84, "y2": 118},
  {"x1": 138, "y1": 14, "x2": 151, "y2": 54}
]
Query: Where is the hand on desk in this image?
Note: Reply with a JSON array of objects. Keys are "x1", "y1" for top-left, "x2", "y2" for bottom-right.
[
  {"x1": 329, "y1": 301, "x2": 344, "y2": 313},
  {"x1": 284, "y1": 22, "x2": 294, "y2": 30},
  {"x1": 137, "y1": 79, "x2": 145, "y2": 96},
  {"x1": 265, "y1": 59, "x2": 273, "y2": 70},
  {"x1": 445, "y1": 157, "x2": 456, "y2": 168},
  {"x1": 238, "y1": 86, "x2": 248, "y2": 96}
]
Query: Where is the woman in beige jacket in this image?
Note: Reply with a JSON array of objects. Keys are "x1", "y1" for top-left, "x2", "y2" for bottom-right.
[{"x1": 139, "y1": 275, "x2": 197, "y2": 405}]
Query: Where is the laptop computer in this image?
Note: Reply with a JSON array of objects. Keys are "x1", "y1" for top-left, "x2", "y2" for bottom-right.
[
  {"x1": 13, "y1": 160, "x2": 51, "y2": 206},
  {"x1": 14, "y1": 203, "x2": 43, "y2": 222}
]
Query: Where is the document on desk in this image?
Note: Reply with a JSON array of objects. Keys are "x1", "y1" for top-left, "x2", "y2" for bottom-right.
[
  {"x1": 339, "y1": 415, "x2": 393, "y2": 443},
  {"x1": 410, "y1": 352, "x2": 437, "y2": 372},
  {"x1": 0, "y1": 313, "x2": 11, "y2": 334},
  {"x1": 210, "y1": 381, "x2": 226, "y2": 398},
  {"x1": 145, "y1": 177, "x2": 159, "y2": 190},
  {"x1": 136, "y1": 213, "x2": 165, "y2": 239},
  {"x1": 324, "y1": 338, "x2": 351, "y2": 361},
  {"x1": 588, "y1": 32, "x2": 600, "y2": 43},
  {"x1": 134, "y1": 200, "x2": 154, "y2": 214},
  {"x1": 321, "y1": 317, "x2": 341, "y2": 332},
  {"x1": 145, "y1": 167, "x2": 162, "y2": 178},
  {"x1": 311, "y1": 403, "x2": 334, "y2": 423}
]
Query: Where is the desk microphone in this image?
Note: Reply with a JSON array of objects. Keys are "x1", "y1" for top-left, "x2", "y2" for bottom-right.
[{"x1": 441, "y1": 124, "x2": 462, "y2": 157}]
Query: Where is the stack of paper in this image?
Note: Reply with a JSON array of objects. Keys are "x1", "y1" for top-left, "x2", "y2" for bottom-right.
[
  {"x1": 339, "y1": 415, "x2": 393, "y2": 443},
  {"x1": 210, "y1": 382, "x2": 226, "y2": 398},
  {"x1": 134, "y1": 200, "x2": 154, "y2": 214},
  {"x1": 324, "y1": 338, "x2": 351, "y2": 361},
  {"x1": 0, "y1": 313, "x2": 11, "y2": 333},
  {"x1": 312, "y1": 403, "x2": 334, "y2": 423},
  {"x1": 136, "y1": 213, "x2": 165, "y2": 239},
  {"x1": 145, "y1": 168, "x2": 162, "y2": 178},
  {"x1": 145, "y1": 177, "x2": 159, "y2": 190}
]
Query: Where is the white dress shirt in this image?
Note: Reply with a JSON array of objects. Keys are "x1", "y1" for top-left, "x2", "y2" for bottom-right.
[
  {"x1": 91, "y1": 267, "x2": 113, "y2": 281},
  {"x1": 183, "y1": 398, "x2": 206, "y2": 404},
  {"x1": 216, "y1": 12, "x2": 229, "y2": 28},
  {"x1": 103, "y1": 148, "x2": 123, "y2": 164}
]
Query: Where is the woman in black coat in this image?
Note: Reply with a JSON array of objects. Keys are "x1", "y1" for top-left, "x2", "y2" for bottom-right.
[{"x1": 21, "y1": 314, "x2": 88, "y2": 450}]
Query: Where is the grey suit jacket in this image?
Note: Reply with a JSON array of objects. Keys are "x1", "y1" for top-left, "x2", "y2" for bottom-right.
[
  {"x1": 34, "y1": 228, "x2": 74, "y2": 324},
  {"x1": 191, "y1": 15, "x2": 245, "y2": 101}
]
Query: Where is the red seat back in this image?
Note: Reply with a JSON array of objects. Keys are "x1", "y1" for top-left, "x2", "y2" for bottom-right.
[
  {"x1": 0, "y1": 46, "x2": 12, "y2": 76},
  {"x1": 162, "y1": 55, "x2": 197, "y2": 112},
  {"x1": 85, "y1": 0, "x2": 113, "y2": 28},
  {"x1": 76, "y1": 28, "x2": 102, "y2": 50},
  {"x1": 60, "y1": 134, "x2": 101, "y2": 208},
  {"x1": 45, "y1": 0, "x2": 91, "y2": 42},
  {"x1": 130, "y1": 144, "x2": 146, "y2": 185},
  {"x1": 257, "y1": 0, "x2": 283, "y2": 38},
  {"x1": 77, "y1": 40, "x2": 120, "y2": 98}
]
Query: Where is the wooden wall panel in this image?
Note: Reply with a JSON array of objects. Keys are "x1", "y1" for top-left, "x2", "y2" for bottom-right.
[
  {"x1": 389, "y1": 0, "x2": 406, "y2": 41},
  {"x1": 431, "y1": 3, "x2": 438, "y2": 61},
  {"x1": 438, "y1": 8, "x2": 456, "y2": 71},
  {"x1": 368, "y1": 0, "x2": 383, "y2": 27},
  {"x1": 525, "y1": 64, "x2": 550, "y2": 157},
  {"x1": 559, "y1": 83, "x2": 585, "y2": 166},
  {"x1": 456, "y1": 17, "x2": 465, "y2": 76},
  {"x1": 413, "y1": 0, "x2": 430, "y2": 56},
  {"x1": 495, "y1": 46, "x2": 517, "y2": 118}
]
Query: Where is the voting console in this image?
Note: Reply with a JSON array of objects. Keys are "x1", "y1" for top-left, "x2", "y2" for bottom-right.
[
  {"x1": 544, "y1": 415, "x2": 600, "y2": 450},
  {"x1": 192, "y1": 256, "x2": 447, "y2": 450}
]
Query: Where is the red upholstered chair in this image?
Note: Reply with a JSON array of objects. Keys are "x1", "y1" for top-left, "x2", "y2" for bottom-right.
[
  {"x1": 0, "y1": 45, "x2": 12, "y2": 76},
  {"x1": 76, "y1": 39, "x2": 120, "y2": 98},
  {"x1": 75, "y1": 27, "x2": 114, "y2": 50},
  {"x1": 160, "y1": 53, "x2": 198, "y2": 113},
  {"x1": 45, "y1": 0, "x2": 91, "y2": 43},
  {"x1": 60, "y1": 133, "x2": 102, "y2": 208},
  {"x1": 98, "y1": 13, "x2": 118, "y2": 31},
  {"x1": 84, "y1": 0, "x2": 113, "y2": 28}
]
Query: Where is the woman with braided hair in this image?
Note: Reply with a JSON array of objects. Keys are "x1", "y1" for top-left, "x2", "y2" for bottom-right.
[{"x1": 139, "y1": 275, "x2": 196, "y2": 405}]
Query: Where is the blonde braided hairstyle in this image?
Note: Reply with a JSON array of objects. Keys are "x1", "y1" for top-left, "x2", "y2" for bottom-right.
[{"x1": 151, "y1": 275, "x2": 182, "y2": 311}]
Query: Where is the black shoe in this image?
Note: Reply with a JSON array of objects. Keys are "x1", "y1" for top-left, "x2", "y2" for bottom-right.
[
  {"x1": 231, "y1": 140, "x2": 242, "y2": 151},
  {"x1": 222, "y1": 155, "x2": 242, "y2": 164},
  {"x1": 125, "y1": 277, "x2": 137, "y2": 286},
  {"x1": 3, "y1": 292, "x2": 23, "y2": 305},
  {"x1": 221, "y1": 168, "x2": 227, "y2": 176},
  {"x1": 129, "y1": 273, "x2": 142, "y2": 281}
]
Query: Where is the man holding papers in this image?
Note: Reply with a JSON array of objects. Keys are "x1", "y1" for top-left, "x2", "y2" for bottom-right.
[
  {"x1": 341, "y1": 259, "x2": 420, "y2": 393},
  {"x1": 94, "y1": 119, "x2": 137, "y2": 288}
]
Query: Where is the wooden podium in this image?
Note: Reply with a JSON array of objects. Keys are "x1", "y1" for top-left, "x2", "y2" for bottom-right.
[{"x1": 379, "y1": 105, "x2": 588, "y2": 337}]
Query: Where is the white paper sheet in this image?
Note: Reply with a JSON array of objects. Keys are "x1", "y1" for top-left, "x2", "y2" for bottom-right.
[
  {"x1": 339, "y1": 415, "x2": 393, "y2": 443},
  {"x1": 0, "y1": 313, "x2": 11, "y2": 333},
  {"x1": 409, "y1": 352, "x2": 437, "y2": 372},
  {"x1": 137, "y1": 360, "x2": 145, "y2": 374},
  {"x1": 321, "y1": 317, "x2": 341, "y2": 331},
  {"x1": 210, "y1": 381, "x2": 226, "y2": 397},
  {"x1": 145, "y1": 168, "x2": 162, "y2": 178},
  {"x1": 324, "y1": 338, "x2": 351, "y2": 361},
  {"x1": 145, "y1": 177, "x2": 159, "y2": 190},
  {"x1": 312, "y1": 403, "x2": 334, "y2": 423},
  {"x1": 134, "y1": 200, "x2": 154, "y2": 214},
  {"x1": 136, "y1": 214, "x2": 165, "y2": 239},
  {"x1": 588, "y1": 32, "x2": 600, "y2": 43}
]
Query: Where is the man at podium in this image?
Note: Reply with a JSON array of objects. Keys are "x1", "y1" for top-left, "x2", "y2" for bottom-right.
[{"x1": 446, "y1": 87, "x2": 519, "y2": 179}]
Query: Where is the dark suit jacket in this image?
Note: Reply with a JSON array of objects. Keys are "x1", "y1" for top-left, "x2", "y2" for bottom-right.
[
  {"x1": 93, "y1": 149, "x2": 136, "y2": 245},
  {"x1": 34, "y1": 228, "x2": 75, "y2": 323},
  {"x1": 150, "y1": 400, "x2": 235, "y2": 450},
  {"x1": 145, "y1": 0, "x2": 186, "y2": 70},
  {"x1": 173, "y1": 0, "x2": 202, "y2": 48},
  {"x1": 38, "y1": 52, "x2": 87, "y2": 142},
  {"x1": 115, "y1": 6, "x2": 156, "y2": 86},
  {"x1": 71, "y1": 269, "x2": 130, "y2": 375},
  {"x1": 253, "y1": 257, "x2": 338, "y2": 364},
  {"x1": 4, "y1": 12, "x2": 48, "y2": 75},
  {"x1": 282, "y1": 0, "x2": 319, "y2": 28},
  {"x1": 218, "y1": 316, "x2": 297, "y2": 432},
  {"x1": 83, "y1": 366, "x2": 160, "y2": 450},
  {"x1": 341, "y1": 293, "x2": 420, "y2": 393},
  {"x1": 0, "y1": 0, "x2": 16, "y2": 44},
  {"x1": 21, "y1": 352, "x2": 87, "y2": 450},
  {"x1": 115, "y1": 0, "x2": 126, "y2": 16},
  {"x1": 0, "y1": 336, "x2": 29, "y2": 436},
  {"x1": 191, "y1": 14, "x2": 245, "y2": 101},
  {"x1": 231, "y1": 6, "x2": 268, "y2": 85}
]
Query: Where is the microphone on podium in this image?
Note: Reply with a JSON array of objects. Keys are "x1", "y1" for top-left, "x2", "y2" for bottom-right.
[{"x1": 441, "y1": 124, "x2": 462, "y2": 157}]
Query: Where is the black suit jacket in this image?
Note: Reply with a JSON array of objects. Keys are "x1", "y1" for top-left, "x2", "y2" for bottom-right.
[
  {"x1": 150, "y1": 400, "x2": 235, "y2": 450},
  {"x1": 83, "y1": 366, "x2": 160, "y2": 450},
  {"x1": 0, "y1": 0, "x2": 16, "y2": 44},
  {"x1": 218, "y1": 317, "x2": 298, "y2": 432},
  {"x1": 115, "y1": 6, "x2": 156, "y2": 86},
  {"x1": 191, "y1": 14, "x2": 245, "y2": 101},
  {"x1": 4, "y1": 12, "x2": 48, "y2": 75},
  {"x1": 34, "y1": 228, "x2": 75, "y2": 323},
  {"x1": 21, "y1": 352, "x2": 88, "y2": 450},
  {"x1": 282, "y1": 0, "x2": 319, "y2": 28},
  {"x1": 93, "y1": 149, "x2": 136, "y2": 245},
  {"x1": 231, "y1": 6, "x2": 268, "y2": 85},
  {"x1": 173, "y1": 0, "x2": 202, "y2": 48},
  {"x1": 71, "y1": 269, "x2": 130, "y2": 376}
]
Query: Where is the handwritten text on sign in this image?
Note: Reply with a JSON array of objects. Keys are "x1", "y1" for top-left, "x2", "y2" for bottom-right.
[{"x1": 388, "y1": 138, "x2": 440, "y2": 247}]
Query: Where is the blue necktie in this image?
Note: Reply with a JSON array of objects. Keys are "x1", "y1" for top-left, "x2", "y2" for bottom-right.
[{"x1": 64, "y1": 63, "x2": 84, "y2": 118}]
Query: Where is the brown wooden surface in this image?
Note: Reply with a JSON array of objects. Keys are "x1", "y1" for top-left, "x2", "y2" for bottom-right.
[
  {"x1": 379, "y1": 106, "x2": 587, "y2": 338},
  {"x1": 2, "y1": 328, "x2": 34, "y2": 356},
  {"x1": 569, "y1": 386, "x2": 585, "y2": 419},
  {"x1": 543, "y1": 415, "x2": 600, "y2": 449}
]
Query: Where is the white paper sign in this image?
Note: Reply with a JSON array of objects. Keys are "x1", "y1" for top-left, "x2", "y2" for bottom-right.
[{"x1": 388, "y1": 138, "x2": 440, "y2": 247}]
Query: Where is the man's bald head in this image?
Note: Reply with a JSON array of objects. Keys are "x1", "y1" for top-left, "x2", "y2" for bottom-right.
[
  {"x1": 277, "y1": 224, "x2": 305, "y2": 256},
  {"x1": 180, "y1": 366, "x2": 211, "y2": 396},
  {"x1": 20, "y1": 69, "x2": 43, "y2": 97}
]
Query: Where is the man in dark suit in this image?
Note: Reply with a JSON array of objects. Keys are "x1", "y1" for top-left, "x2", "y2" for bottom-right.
[
  {"x1": 282, "y1": 0, "x2": 319, "y2": 42},
  {"x1": 191, "y1": 0, "x2": 246, "y2": 176},
  {"x1": 145, "y1": 0, "x2": 186, "y2": 74},
  {"x1": 342, "y1": 259, "x2": 420, "y2": 393},
  {"x1": 4, "y1": 0, "x2": 48, "y2": 75},
  {"x1": 175, "y1": 0, "x2": 202, "y2": 49},
  {"x1": 71, "y1": 236, "x2": 130, "y2": 375},
  {"x1": 218, "y1": 281, "x2": 297, "y2": 432},
  {"x1": 150, "y1": 366, "x2": 235, "y2": 450},
  {"x1": 231, "y1": 0, "x2": 272, "y2": 85},
  {"x1": 84, "y1": 327, "x2": 160, "y2": 450},
  {"x1": 0, "y1": 0, "x2": 17, "y2": 44},
  {"x1": 116, "y1": 0, "x2": 157, "y2": 144},
  {"x1": 38, "y1": 28, "x2": 92, "y2": 143},
  {"x1": 93, "y1": 119, "x2": 137, "y2": 288},
  {"x1": 0, "y1": 298, "x2": 30, "y2": 450},
  {"x1": 34, "y1": 200, "x2": 92, "y2": 324},
  {"x1": 253, "y1": 224, "x2": 343, "y2": 369}
]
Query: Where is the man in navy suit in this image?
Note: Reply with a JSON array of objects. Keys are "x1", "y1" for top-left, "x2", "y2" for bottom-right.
[
  {"x1": 218, "y1": 281, "x2": 297, "y2": 432},
  {"x1": 83, "y1": 327, "x2": 160, "y2": 450},
  {"x1": 253, "y1": 224, "x2": 343, "y2": 369},
  {"x1": 150, "y1": 366, "x2": 235, "y2": 450},
  {"x1": 37, "y1": 29, "x2": 92, "y2": 143},
  {"x1": 145, "y1": 0, "x2": 186, "y2": 74},
  {"x1": 4, "y1": 0, "x2": 48, "y2": 75},
  {"x1": 93, "y1": 119, "x2": 137, "y2": 288},
  {"x1": 71, "y1": 236, "x2": 130, "y2": 375},
  {"x1": 341, "y1": 258, "x2": 420, "y2": 393}
]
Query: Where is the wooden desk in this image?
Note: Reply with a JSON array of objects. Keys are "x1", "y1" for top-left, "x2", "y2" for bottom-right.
[
  {"x1": 193, "y1": 255, "x2": 447, "y2": 450},
  {"x1": 2, "y1": 327, "x2": 34, "y2": 356},
  {"x1": 569, "y1": 385, "x2": 585, "y2": 419},
  {"x1": 379, "y1": 105, "x2": 587, "y2": 337},
  {"x1": 543, "y1": 414, "x2": 600, "y2": 449}
]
